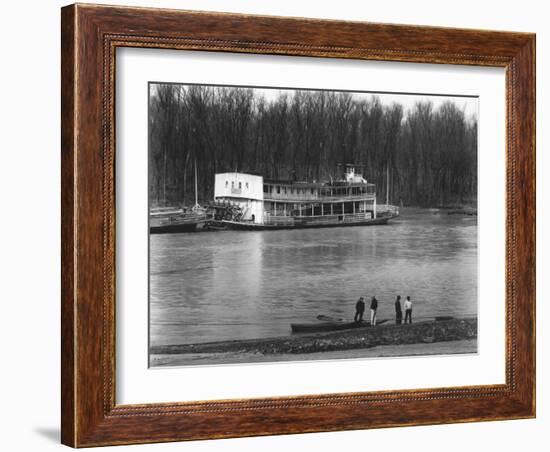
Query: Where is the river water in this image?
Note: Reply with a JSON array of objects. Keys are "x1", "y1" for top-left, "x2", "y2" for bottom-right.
[{"x1": 149, "y1": 208, "x2": 477, "y2": 347}]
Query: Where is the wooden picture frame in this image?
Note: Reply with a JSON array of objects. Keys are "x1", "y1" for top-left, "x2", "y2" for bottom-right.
[{"x1": 61, "y1": 3, "x2": 535, "y2": 447}]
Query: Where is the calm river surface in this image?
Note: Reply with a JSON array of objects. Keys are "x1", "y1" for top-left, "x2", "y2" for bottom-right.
[{"x1": 149, "y1": 208, "x2": 477, "y2": 347}]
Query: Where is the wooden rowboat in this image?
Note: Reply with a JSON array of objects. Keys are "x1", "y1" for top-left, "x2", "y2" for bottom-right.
[{"x1": 291, "y1": 319, "x2": 388, "y2": 333}]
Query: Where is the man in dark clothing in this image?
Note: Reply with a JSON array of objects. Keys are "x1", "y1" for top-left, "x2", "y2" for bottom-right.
[
  {"x1": 354, "y1": 297, "x2": 365, "y2": 322},
  {"x1": 395, "y1": 295, "x2": 403, "y2": 324},
  {"x1": 370, "y1": 296, "x2": 378, "y2": 326}
]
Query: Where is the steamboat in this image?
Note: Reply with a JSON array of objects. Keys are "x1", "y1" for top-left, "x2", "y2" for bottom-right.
[{"x1": 213, "y1": 164, "x2": 399, "y2": 230}]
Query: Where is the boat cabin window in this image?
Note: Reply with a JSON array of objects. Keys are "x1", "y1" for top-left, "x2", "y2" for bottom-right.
[
  {"x1": 238, "y1": 182, "x2": 242, "y2": 189},
  {"x1": 277, "y1": 186, "x2": 281, "y2": 194},
  {"x1": 245, "y1": 182, "x2": 249, "y2": 189},
  {"x1": 225, "y1": 180, "x2": 228, "y2": 188}
]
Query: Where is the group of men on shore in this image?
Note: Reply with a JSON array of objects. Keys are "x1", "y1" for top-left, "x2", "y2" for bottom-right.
[{"x1": 354, "y1": 295, "x2": 413, "y2": 326}]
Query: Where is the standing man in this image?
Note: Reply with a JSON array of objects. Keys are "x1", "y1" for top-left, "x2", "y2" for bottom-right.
[
  {"x1": 370, "y1": 296, "x2": 378, "y2": 326},
  {"x1": 395, "y1": 295, "x2": 403, "y2": 325},
  {"x1": 404, "y1": 296, "x2": 413, "y2": 324},
  {"x1": 354, "y1": 297, "x2": 365, "y2": 322}
]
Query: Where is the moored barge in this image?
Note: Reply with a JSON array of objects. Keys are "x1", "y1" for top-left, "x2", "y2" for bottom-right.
[{"x1": 149, "y1": 207, "x2": 207, "y2": 234}]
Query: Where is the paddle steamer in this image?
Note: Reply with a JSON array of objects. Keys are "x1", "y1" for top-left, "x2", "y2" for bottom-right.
[{"x1": 214, "y1": 164, "x2": 399, "y2": 230}]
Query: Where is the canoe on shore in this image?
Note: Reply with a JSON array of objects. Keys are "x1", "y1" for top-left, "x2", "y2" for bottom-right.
[{"x1": 291, "y1": 319, "x2": 388, "y2": 333}]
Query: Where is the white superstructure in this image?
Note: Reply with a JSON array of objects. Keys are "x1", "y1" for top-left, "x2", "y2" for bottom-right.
[{"x1": 214, "y1": 172, "x2": 264, "y2": 223}]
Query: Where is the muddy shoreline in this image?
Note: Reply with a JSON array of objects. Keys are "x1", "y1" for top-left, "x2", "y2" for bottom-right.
[{"x1": 150, "y1": 318, "x2": 477, "y2": 358}]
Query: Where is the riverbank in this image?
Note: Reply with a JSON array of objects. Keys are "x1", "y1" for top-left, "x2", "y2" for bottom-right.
[
  {"x1": 395, "y1": 205, "x2": 477, "y2": 216},
  {"x1": 150, "y1": 318, "x2": 477, "y2": 366},
  {"x1": 421, "y1": 206, "x2": 477, "y2": 216}
]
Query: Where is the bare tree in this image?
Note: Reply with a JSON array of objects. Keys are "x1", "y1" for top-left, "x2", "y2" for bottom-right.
[{"x1": 149, "y1": 85, "x2": 477, "y2": 209}]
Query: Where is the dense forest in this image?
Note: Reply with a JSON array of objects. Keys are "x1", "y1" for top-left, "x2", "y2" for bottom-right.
[{"x1": 149, "y1": 84, "x2": 477, "y2": 208}]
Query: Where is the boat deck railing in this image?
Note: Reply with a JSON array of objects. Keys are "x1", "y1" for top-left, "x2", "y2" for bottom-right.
[{"x1": 265, "y1": 193, "x2": 376, "y2": 202}]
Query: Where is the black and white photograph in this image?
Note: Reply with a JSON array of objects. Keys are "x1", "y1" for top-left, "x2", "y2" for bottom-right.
[{"x1": 148, "y1": 83, "x2": 478, "y2": 367}]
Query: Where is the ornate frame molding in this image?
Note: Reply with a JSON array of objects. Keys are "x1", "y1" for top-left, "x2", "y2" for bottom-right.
[{"x1": 61, "y1": 4, "x2": 535, "y2": 447}]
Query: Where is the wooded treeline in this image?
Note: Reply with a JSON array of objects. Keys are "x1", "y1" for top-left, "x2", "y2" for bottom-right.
[{"x1": 149, "y1": 84, "x2": 477, "y2": 207}]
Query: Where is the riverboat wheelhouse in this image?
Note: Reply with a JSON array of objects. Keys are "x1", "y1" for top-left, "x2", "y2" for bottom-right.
[{"x1": 213, "y1": 164, "x2": 398, "y2": 230}]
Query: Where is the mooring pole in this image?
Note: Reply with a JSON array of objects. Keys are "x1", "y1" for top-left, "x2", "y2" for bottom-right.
[
  {"x1": 194, "y1": 157, "x2": 198, "y2": 207},
  {"x1": 386, "y1": 164, "x2": 390, "y2": 207}
]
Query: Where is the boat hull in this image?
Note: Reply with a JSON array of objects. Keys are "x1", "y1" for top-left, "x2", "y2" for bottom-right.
[
  {"x1": 150, "y1": 221, "x2": 205, "y2": 234},
  {"x1": 222, "y1": 215, "x2": 395, "y2": 231}
]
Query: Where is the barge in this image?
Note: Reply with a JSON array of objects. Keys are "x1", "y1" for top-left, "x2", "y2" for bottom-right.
[{"x1": 149, "y1": 206, "x2": 207, "y2": 234}]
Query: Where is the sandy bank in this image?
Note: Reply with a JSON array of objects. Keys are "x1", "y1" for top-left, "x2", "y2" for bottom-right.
[{"x1": 151, "y1": 339, "x2": 477, "y2": 367}]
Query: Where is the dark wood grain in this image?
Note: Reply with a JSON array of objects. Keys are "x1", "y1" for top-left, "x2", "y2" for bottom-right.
[
  {"x1": 60, "y1": 5, "x2": 76, "y2": 447},
  {"x1": 61, "y1": 3, "x2": 536, "y2": 447}
]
